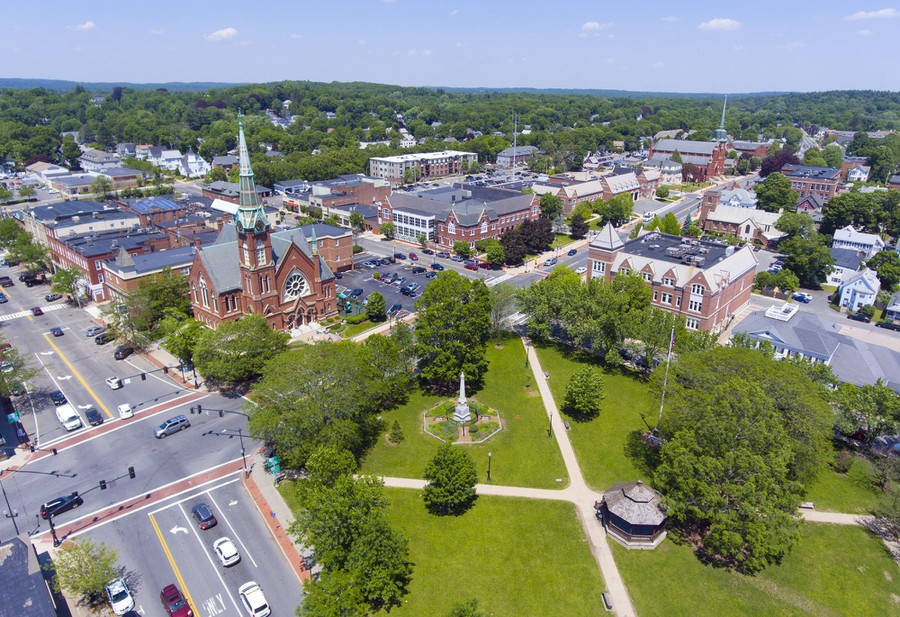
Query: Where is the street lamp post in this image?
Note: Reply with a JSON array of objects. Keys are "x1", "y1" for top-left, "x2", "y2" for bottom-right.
[
  {"x1": 203, "y1": 428, "x2": 249, "y2": 476},
  {"x1": 1, "y1": 479, "x2": 19, "y2": 535},
  {"x1": 487, "y1": 452, "x2": 492, "y2": 483}
]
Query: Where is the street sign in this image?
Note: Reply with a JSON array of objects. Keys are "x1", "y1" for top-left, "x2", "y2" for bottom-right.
[{"x1": 7, "y1": 411, "x2": 19, "y2": 424}]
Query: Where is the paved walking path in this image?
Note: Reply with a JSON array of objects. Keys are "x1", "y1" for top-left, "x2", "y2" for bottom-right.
[{"x1": 800, "y1": 510, "x2": 875, "y2": 526}]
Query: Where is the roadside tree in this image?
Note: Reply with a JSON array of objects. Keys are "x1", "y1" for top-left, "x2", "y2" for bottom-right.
[
  {"x1": 51, "y1": 539, "x2": 121, "y2": 607},
  {"x1": 423, "y1": 444, "x2": 478, "y2": 515},
  {"x1": 50, "y1": 266, "x2": 84, "y2": 307},
  {"x1": 193, "y1": 314, "x2": 288, "y2": 384},
  {"x1": 366, "y1": 290, "x2": 387, "y2": 322}
]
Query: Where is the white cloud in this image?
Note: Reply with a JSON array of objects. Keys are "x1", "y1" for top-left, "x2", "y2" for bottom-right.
[
  {"x1": 357, "y1": 39, "x2": 367, "y2": 46},
  {"x1": 149, "y1": 28, "x2": 164, "y2": 36},
  {"x1": 651, "y1": 61, "x2": 665, "y2": 69},
  {"x1": 580, "y1": 21, "x2": 612, "y2": 38},
  {"x1": 205, "y1": 27, "x2": 237, "y2": 41},
  {"x1": 779, "y1": 41, "x2": 806, "y2": 51},
  {"x1": 69, "y1": 20, "x2": 95, "y2": 32},
  {"x1": 845, "y1": 8, "x2": 897, "y2": 20},
  {"x1": 422, "y1": 49, "x2": 432, "y2": 56},
  {"x1": 403, "y1": 49, "x2": 432, "y2": 57},
  {"x1": 289, "y1": 33, "x2": 303, "y2": 40},
  {"x1": 449, "y1": 8, "x2": 459, "y2": 16},
  {"x1": 698, "y1": 17, "x2": 741, "y2": 31},
  {"x1": 661, "y1": 16, "x2": 680, "y2": 23},
  {"x1": 455, "y1": 41, "x2": 463, "y2": 48},
  {"x1": 382, "y1": 0, "x2": 397, "y2": 3},
  {"x1": 856, "y1": 28, "x2": 874, "y2": 36}
]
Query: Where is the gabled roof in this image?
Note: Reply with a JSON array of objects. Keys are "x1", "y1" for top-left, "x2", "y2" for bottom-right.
[
  {"x1": 838, "y1": 268, "x2": 880, "y2": 294},
  {"x1": 652, "y1": 139, "x2": 717, "y2": 155},
  {"x1": 830, "y1": 247, "x2": 865, "y2": 271},
  {"x1": 0, "y1": 536, "x2": 58, "y2": 617}
]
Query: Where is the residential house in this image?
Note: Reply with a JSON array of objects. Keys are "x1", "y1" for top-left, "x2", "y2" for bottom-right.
[
  {"x1": 702, "y1": 183, "x2": 757, "y2": 209},
  {"x1": 588, "y1": 224, "x2": 757, "y2": 332},
  {"x1": 781, "y1": 164, "x2": 841, "y2": 204},
  {"x1": 846, "y1": 165, "x2": 871, "y2": 183},
  {"x1": 734, "y1": 303, "x2": 900, "y2": 390},
  {"x1": 496, "y1": 145, "x2": 539, "y2": 168},
  {"x1": 78, "y1": 148, "x2": 121, "y2": 172},
  {"x1": 273, "y1": 179, "x2": 310, "y2": 196},
  {"x1": 642, "y1": 158, "x2": 682, "y2": 185},
  {"x1": 116, "y1": 143, "x2": 136, "y2": 159},
  {"x1": 697, "y1": 203, "x2": 785, "y2": 247},
  {"x1": 647, "y1": 139, "x2": 727, "y2": 181},
  {"x1": 889, "y1": 174, "x2": 900, "y2": 190},
  {"x1": 838, "y1": 268, "x2": 880, "y2": 312},
  {"x1": 827, "y1": 247, "x2": 866, "y2": 287},
  {"x1": 177, "y1": 151, "x2": 211, "y2": 178},
  {"x1": 885, "y1": 291, "x2": 900, "y2": 321},
  {"x1": 368, "y1": 151, "x2": 478, "y2": 183},
  {"x1": 148, "y1": 148, "x2": 184, "y2": 171},
  {"x1": 795, "y1": 194, "x2": 824, "y2": 224},
  {"x1": 212, "y1": 155, "x2": 239, "y2": 171},
  {"x1": 134, "y1": 144, "x2": 153, "y2": 160},
  {"x1": 832, "y1": 224, "x2": 885, "y2": 258}
]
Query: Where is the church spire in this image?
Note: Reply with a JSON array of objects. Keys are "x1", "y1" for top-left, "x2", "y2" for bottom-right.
[
  {"x1": 714, "y1": 95, "x2": 728, "y2": 142},
  {"x1": 235, "y1": 113, "x2": 268, "y2": 234}
]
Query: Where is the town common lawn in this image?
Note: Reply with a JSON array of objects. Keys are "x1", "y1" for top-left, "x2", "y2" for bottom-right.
[
  {"x1": 380, "y1": 488, "x2": 606, "y2": 617},
  {"x1": 534, "y1": 342, "x2": 655, "y2": 491},
  {"x1": 362, "y1": 336, "x2": 569, "y2": 488},
  {"x1": 804, "y1": 450, "x2": 884, "y2": 514},
  {"x1": 613, "y1": 524, "x2": 899, "y2": 617}
]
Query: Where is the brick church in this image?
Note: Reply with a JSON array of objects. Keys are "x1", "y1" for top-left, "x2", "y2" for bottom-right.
[{"x1": 189, "y1": 116, "x2": 337, "y2": 330}]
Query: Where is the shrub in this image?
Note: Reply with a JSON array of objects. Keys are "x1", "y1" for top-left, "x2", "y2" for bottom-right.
[
  {"x1": 345, "y1": 313, "x2": 369, "y2": 325},
  {"x1": 389, "y1": 420, "x2": 404, "y2": 444},
  {"x1": 352, "y1": 244, "x2": 363, "y2": 254}
]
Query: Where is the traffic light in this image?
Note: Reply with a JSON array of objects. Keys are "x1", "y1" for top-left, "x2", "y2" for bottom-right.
[
  {"x1": 163, "y1": 366, "x2": 169, "y2": 374},
  {"x1": 189, "y1": 406, "x2": 195, "y2": 414},
  {"x1": 99, "y1": 479, "x2": 107, "y2": 490},
  {"x1": 196, "y1": 404, "x2": 202, "y2": 415},
  {"x1": 128, "y1": 466, "x2": 135, "y2": 479},
  {"x1": 29, "y1": 445, "x2": 34, "y2": 452},
  {"x1": 218, "y1": 410, "x2": 224, "y2": 418},
  {"x1": 52, "y1": 448, "x2": 57, "y2": 455},
  {"x1": 141, "y1": 373, "x2": 147, "y2": 381}
]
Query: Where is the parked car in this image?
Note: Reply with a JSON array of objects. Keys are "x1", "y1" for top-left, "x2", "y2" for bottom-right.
[
  {"x1": 361, "y1": 260, "x2": 377, "y2": 269},
  {"x1": 114, "y1": 345, "x2": 134, "y2": 360},
  {"x1": 191, "y1": 502, "x2": 217, "y2": 530},
  {"x1": 86, "y1": 325, "x2": 106, "y2": 337},
  {"x1": 411, "y1": 266, "x2": 426, "y2": 274},
  {"x1": 388, "y1": 303, "x2": 402, "y2": 316},
  {"x1": 450, "y1": 254, "x2": 464, "y2": 262},
  {"x1": 567, "y1": 249, "x2": 577, "y2": 256},
  {"x1": 464, "y1": 263, "x2": 478, "y2": 271},
  {"x1": 55, "y1": 404, "x2": 82, "y2": 431},
  {"x1": 847, "y1": 312, "x2": 872, "y2": 323},
  {"x1": 106, "y1": 578, "x2": 135, "y2": 616},
  {"x1": 40, "y1": 492, "x2": 83, "y2": 519},
  {"x1": 383, "y1": 272, "x2": 398, "y2": 283},
  {"x1": 49, "y1": 390, "x2": 67, "y2": 406},
  {"x1": 349, "y1": 288, "x2": 364, "y2": 297},
  {"x1": 424, "y1": 271, "x2": 437, "y2": 279},
  {"x1": 31, "y1": 306, "x2": 43, "y2": 316},
  {"x1": 436, "y1": 251, "x2": 450, "y2": 259},
  {"x1": 409, "y1": 252, "x2": 419, "y2": 261},
  {"x1": 95, "y1": 332, "x2": 114, "y2": 345},
  {"x1": 50, "y1": 327, "x2": 63, "y2": 337},
  {"x1": 430, "y1": 263, "x2": 445, "y2": 271},
  {"x1": 85, "y1": 408, "x2": 104, "y2": 426},
  {"x1": 238, "y1": 581, "x2": 271, "y2": 617},
  {"x1": 393, "y1": 252, "x2": 407, "y2": 260},
  {"x1": 421, "y1": 248, "x2": 434, "y2": 255},
  {"x1": 213, "y1": 537, "x2": 241, "y2": 567},
  {"x1": 792, "y1": 292, "x2": 812, "y2": 303},
  {"x1": 575, "y1": 266, "x2": 587, "y2": 274},
  {"x1": 117, "y1": 403, "x2": 134, "y2": 418},
  {"x1": 155, "y1": 415, "x2": 190, "y2": 438},
  {"x1": 0, "y1": 276, "x2": 13, "y2": 287},
  {"x1": 160, "y1": 584, "x2": 193, "y2": 617},
  {"x1": 45, "y1": 293, "x2": 62, "y2": 302},
  {"x1": 875, "y1": 320, "x2": 900, "y2": 331},
  {"x1": 0, "y1": 293, "x2": 7, "y2": 303},
  {"x1": 544, "y1": 257, "x2": 558, "y2": 267},
  {"x1": 393, "y1": 276, "x2": 405, "y2": 286},
  {"x1": 106, "y1": 376, "x2": 122, "y2": 390}
]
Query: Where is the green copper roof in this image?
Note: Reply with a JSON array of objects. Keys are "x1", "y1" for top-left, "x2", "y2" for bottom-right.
[{"x1": 236, "y1": 113, "x2": 268, "y2": 234}]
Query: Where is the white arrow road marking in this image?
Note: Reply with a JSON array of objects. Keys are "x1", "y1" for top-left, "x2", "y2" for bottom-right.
[
  {"x1": 77, "y1": 404, "x2": 92, "y2": 409},
  {"x1": 39, "y1": 351, "x2": 54, "y2": 356},
  {"x1": 169, "y1": 525, "x2": 188, "y2": 535},
  {"x1": 228, "y1": 499, "x2": 238, "y2": 506},
  {"x1": 56, "y1": 375, "x2": 72, "y2": 380}
]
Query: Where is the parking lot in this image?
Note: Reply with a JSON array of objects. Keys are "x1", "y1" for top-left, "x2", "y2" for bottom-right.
[{"x1": 81, "y1": 476, "x2": 303, "y2": 617}]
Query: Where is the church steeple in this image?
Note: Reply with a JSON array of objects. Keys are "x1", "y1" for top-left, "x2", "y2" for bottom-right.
[
  {"x1": 714, "y1": 95, "x2": 728, "y2": 142},
  {"x1": 235, "y1": 113, "x2": 268, "y2": 235}
]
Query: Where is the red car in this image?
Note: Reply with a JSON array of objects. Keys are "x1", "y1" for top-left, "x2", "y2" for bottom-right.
[
  {"x1": 464, "y1": 263, "x2": 478, "y2": 271},
  {"x1": 409, "y1": 252, "x2": 419, "y2": 261},
  {"x1": 161, "y1": 584, "x2": 193, "y2": 617}
]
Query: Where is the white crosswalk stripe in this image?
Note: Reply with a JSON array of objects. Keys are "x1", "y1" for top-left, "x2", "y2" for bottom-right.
[{"x1": 0, "y1": 302, "x2": 65, "y2": 322}]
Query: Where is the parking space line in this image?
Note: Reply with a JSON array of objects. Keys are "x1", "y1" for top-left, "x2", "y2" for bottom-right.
[
  {"x1": 149, "y1": 512, "x2": 200, "y2": 617},
  {"x1": 206, "y1": 489, "x2": 258, "y2": 568},
  {"x1": 177, "y1": 502, "x2": 243, "y2": 614},
  {"x1": 41, "y1": 333, "x2": 112, "y2": 418}
]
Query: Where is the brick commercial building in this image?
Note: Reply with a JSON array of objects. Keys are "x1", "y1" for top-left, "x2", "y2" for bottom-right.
[
  {"x1": 295, "y1": 223, "x2": 354, "y2": 273},
  {"x1": 727, "y1": 140, "x2": 770, "y2": 159},
  {"x1": 190, "y1": 117, "x2": 337, "y2": 331},
  {"x1": 647, "y1": 139, "x2": 727, "y2": 181},
  {"x1": 118, "y1": 196, "x2": 189, "y2": 226},
  {"x1": 283, "y1": 174, "x2": 391, "y2": 216},
  {"x1": 588, "y1": 223, "x2": 757, "y2": 332},
  {"x1": 531, "y1": 169, "x2": 658, "y2": 216},
  {"x1": 368, "y1": 151, "x2": 477, "y2": 183},
  {"x1": 697, "y1": 202, "x2": 785, "y2": 248},
  {"x1": 102, "y1": 245, "x2": 196, "y2": 300},
  {"x1": 378, "y1": 185, "x2": 539, "y2": 249},
  {"x1": 202, "y1": 180, "x2": 272, "y2": 204},
  {"x1": 780, "y1": 164, "x2": 841, "y2": 204}
]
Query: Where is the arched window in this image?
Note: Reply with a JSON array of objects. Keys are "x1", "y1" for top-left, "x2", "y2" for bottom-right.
[
  {"x1": 242, "y1": 242, "x2": 250, "y2": 265},
  {"x1": 256, "y1": 245, "x2": 266, "y2": 265},
  {"x1": 199, "y1": 276, "x2": 209, "y2": 308}
]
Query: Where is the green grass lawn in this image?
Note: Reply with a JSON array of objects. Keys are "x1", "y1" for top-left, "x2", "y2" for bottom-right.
[
  {"x1": 362, "y1": 336, "x2": 569, "y2": 488},
  {"x1": 340, "y1": 318, "x2": 382, "y2": 338},
  {"x1": 804, "y1": 450, "x2": 884, "y2": 513},
  {"x1": 551, "y1": 233, "x2": 573, "y2": 249},
  {"x1": 534, "y1": 342, "x2": 656, "y2": 491},
  {"x1": 613, "y1": 524, "x2": 900, "y2": 617},
  {"x1": 380, "y1": 488, "x2": 606, "y2": 617}
]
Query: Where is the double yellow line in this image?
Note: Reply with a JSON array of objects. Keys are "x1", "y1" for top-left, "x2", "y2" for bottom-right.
[
  {"x1": 42, "y1": 333, "x2": 112, "y2": 418},
  {"x1": 149, "y1": 513, "x2": 199, "y2": 616}
]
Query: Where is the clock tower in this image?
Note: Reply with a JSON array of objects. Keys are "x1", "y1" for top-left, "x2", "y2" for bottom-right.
[{"x1": 234, "y1": 113, "x2": 278, "y2": 317}]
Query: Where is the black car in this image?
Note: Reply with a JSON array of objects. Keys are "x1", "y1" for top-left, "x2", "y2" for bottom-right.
[
  {"x1": 31, "y1": 306, "x2": 43, "y2": 316},
  {"x1": 567, "y1": 249, "x2": 578, "y2": 256},
  {"x1": 49, "y1": 390, "x2": 67, "y2": 406},
  {"x1": 431, "y1": 263, "x2": 445, "y2": 271},
  {"x1": 0, "y1": 276, "x2": 13, "y2": 288},
  {"x1": 40, "y1": 492, "x2": 83, "y2": 519},
  {"x1": 0, "y1": 293, "x2": 6, "y2": 303},
  {"x1": 875, "y1": 320, "x2": 900, "y2": 331},
  {"x1": 191, "y1": 503, "x2": 217, "y2": 530},
  {"x1": 95, "y1": 332, "x2": 114, "y2": 345},
  {"x1": 388, "y1": 303, "x2": 402, "y2": 316},
  {"x1": 436, "y1": 251, "x2": 450, "y2": 259},
  {"x1": 85, "y1": 408, "x2": 104, "y2": 426},
  {"x1": 421, "y1": 249, "x2": 434, "y2": 255},
  {"x1": 114, "y1": 345, "x2": 134, "y2": 360},
  {"x1": 393, "y1": 252, "x2": 407, "y2": 260},
  {"x1": 380, "y1": 257, "x2": 393, "y2": 265},
  {"x1": 847, "y1": 312, "x2": 871, "y2": 323},
  {"x1": 411, "y1": 266, "x2": 426, "y2": 274},
  {"x1": 424, "y1": 271, "x2": 437, "y2": 279},
  {"x1": 349, "y1": 288, "x2": 364, "y2": 298},
  {"x1": 50, "y1": 327, "x2": 63, "y2": 337}
]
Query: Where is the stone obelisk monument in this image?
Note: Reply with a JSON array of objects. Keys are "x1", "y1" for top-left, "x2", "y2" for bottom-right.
[{"x1": 453, "y1": 371, "x2": 471, "y2": 424}]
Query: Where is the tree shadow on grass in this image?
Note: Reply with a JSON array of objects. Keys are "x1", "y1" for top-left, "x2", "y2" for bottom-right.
[{"x1": 623, "y1": 429, "x2": 661, "y2": 477}]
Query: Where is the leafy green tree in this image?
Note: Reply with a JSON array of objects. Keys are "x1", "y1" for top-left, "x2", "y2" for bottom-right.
[
  {"x1": 445, "y1": 599, "x2": 487, "y2": 617},
  {"x1": 670, "y1": 149, "x2": 682, "y2": 163},
  {"x1": 414, "y1": 272, "x2": 492, "y2": 392},
  {"x1": 51, "y1": 539, "x2": 121, "y2": 607},
  {"x1": 366, "y1": 290, "x2": 386, "y2": 322},
  {"x1": 780, "y1": 233, "x2": 833, "y2": 287},
  {"x1": 519, "y1": 217, "x2": 555, "y2": 253},
  {"x1": 0, "y1": 336, "x2": 38, "y2": 398},
  {"x1": 656, "y1": 185, "x2": 670, "y2": 199},
  {"x1": 380, "y1": 221, "x2": 395, "y2": 239},
  {"x1": 423, "y1": 444, "x2": 478, "y2": 515},
  {"x1": 865, "y1": 250, "x2": 900, "y2": 290},
  {"x1": 61, "y1": 135, "x2": 81, "y2": 168},
  {"x1": 660, "y1": 212, "x2": 681, "y2": 235},
  {"x1": 17, "y1": 184, "x2": 35, "y2": 197},
  {"x1": 775, "y1": 212, "x2": 816, "y2": 238},
  {"x1": 453, "y1": 241, "x2": 471, "y2": 258},
  {"x1": 486, "y1": 242, "x2": 505, "y2": 267},
  {"x1": 302, "y1": 570, "x2": 367, "y2": 617},
  {"x1": 755, "y1": 172, "x2": 799, "y2": 212},
  {"x1": 50, "y1": 266, "x2": 84, "y2": 307},
  {"x1": 0, "y1": 218, "x2": 23, "y2": 249},
  {"x1": 0, "y1": 187, "x2": 10, "y2": 202},
  {"x1": 653, "y1": 347, "x2": 832, "y2": 573},
  {"x1": 160, "y1": 318, "x2": 205, "y2": 364},
  {"x1": 361, "y1": 331, "x2": 414, "y2": 409},
  {"x1": 90, "y1": 175, "x2": 113, "y2": 199},
  {"x1": 488, "y1": 282, "x2": 517, "y2": 333},
  {"x1": 736, "y1": 157, "x2": 750, "y2": 175},
  {"x1": 539, "y1": 193, "x2": 563, "y2": 220},
  {"x1": 193, "y1": 314, "x2": 288, "y2": 384},
  {"x1": 126, "y1": 267, "x2": 191, "y2": 333},
  {"x1": 205, "y1": 167, "x2": 227, "y2": 182},
  {"x1": 499, "y1": 229, "x2": 527, "y2": 265},
  {"x1": 345, "y1": 517, "x2": 412, "y2": 611},
  {"x1": 832, "y1": 381, "x2": 899, "y2": 445},
  {"x1": 802, "y1": 148, "x2": 826, "y2": 166},
  {"x1": 349, "y1": 212, "x2": 366, "y2": 234},
  {"x1": 10, "y1": 235, "x2": 49, "y2": 272},
  {"x1": 822, "y1": 144, "x2": 843, "y2": 168},
  {"x1": 562, "y1": 367, "x2": 605, "y2": 420},
  {"x1": 569, "y1": 213, "x2": 588, "y2": 239}
]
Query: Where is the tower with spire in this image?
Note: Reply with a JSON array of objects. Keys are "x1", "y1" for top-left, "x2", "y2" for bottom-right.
[{"x1": 714, "y1": 95, "x2": 728, "y2": 142}]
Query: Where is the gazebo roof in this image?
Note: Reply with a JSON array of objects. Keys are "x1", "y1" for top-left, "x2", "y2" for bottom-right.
[{"x1": 604, "y1": 481, "x2": 666, "y2": 526}]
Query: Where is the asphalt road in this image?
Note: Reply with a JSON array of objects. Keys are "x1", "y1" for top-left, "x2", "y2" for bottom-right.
[{"x1": 83, "y1": 477, "x2": 303, "y2": 617}]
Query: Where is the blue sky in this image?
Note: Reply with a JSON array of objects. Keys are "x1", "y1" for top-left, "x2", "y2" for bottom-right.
[{"x1": 5, "y1": 1, "x2": 899, "y2": 92}]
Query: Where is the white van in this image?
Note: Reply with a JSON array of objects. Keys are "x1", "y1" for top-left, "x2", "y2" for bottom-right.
[{"x1": 55, "y1": 404, "x2": 82, "y2": 431}]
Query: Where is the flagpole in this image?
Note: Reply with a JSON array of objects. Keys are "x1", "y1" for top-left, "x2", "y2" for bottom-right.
[{"x1": 656, "y1": 325, "x2": 676, "y2": 428}]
